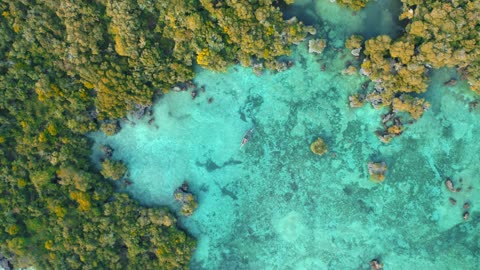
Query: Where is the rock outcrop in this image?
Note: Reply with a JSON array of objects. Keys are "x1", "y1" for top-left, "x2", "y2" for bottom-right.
[{"x1": 368, "y1": 162, "x2": 387, "y2": 183}]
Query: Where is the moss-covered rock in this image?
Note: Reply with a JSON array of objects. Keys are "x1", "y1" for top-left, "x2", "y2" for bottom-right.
[
  {"x1": 349, "y1": 94, "x2": 365, "y2": 108},
  {"x1": 342, "y1": 65, "x2": 357, "y2": 75},
  {"x1": 174, "y1": 182, "x2": 198, "y2": 216},
  {"x1": 367, "y1": 162, "x2": 387, "y2": 183},
  {"x1": 310, "y1": 137, "x2": 328, "y2": 156}
]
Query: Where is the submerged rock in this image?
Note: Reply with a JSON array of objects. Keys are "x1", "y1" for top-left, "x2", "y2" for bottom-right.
[
  {"x1": 253, "y1": 63, "x2": 264, "y2": 76},
  {"x1": 308, "y1": 39, "x2": 327, "y2": 54},
  {"x1": 368, "y1": 162, "x2": 387, "y2": 183},
  {"x1": 444, "y1": 78, "x2": 457, "y2": 86},
  {"x1": 449, "y1": 197, "x2": 457, "y2": 205},
  {"x1": 342, "y1": 65, "x2": 357, "y2": 75},
  {"x1": 469, "y1": 100, "x2": 478, "y2": 112},
  {"x1": 274, "y1": 60, "x2": 289, "y2": 72},
  {"x1": 351, "y1": 47, "x2": 362, "y2": 57},
  {"x1": 370, "y1": 259, "x2": 384, "y2": 270},
  {"x1": 306, "y1": 26, "x2": 317, "y2": 35},
  {"x1": 382, "y1": 112, "x2": 396, "y2": 124},
  {"x1": 310, "y1": 137, "x2": 328, "y2": 156},
  {"x1": 374, "y1": 132, "x2": 396, "y2": 144},
  {"x1": 100, "y1": 144, "x2": 113, "y2": 158},
  {"x1": 445, "y1": 178, "x2": 456, "y2": 192}
]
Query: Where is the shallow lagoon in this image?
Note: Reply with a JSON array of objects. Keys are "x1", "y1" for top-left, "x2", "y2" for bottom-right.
[{"x1": 91, "y1": 1, "x2": 480, "y2": 269}]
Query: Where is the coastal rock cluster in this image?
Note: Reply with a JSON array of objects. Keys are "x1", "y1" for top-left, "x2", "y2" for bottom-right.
[
  {"x1": 308, "y1": 39, "x2": 327, "y2": 54},
  {"x1": 367, "y1": 162, "x2": 387, "y2": 183},
  {"x1": 174, "y1": 182, "x2": 198, "y2": 216},
  {"x1": 346, "y1": 0, "x2": 480, "y2": 143},
  {"x1": 0, "y1": 253, "x2": 12, "y2": 270},
  {"x1": 445, "y1": 178, "x2": 472, "y2": 221}
]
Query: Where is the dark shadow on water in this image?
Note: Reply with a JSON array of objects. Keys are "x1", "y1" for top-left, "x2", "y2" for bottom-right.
[
  {"x1": 278, "y1": 0, "x2": 320, "y2": 26},
  {"x1": 280, "y1": 0, "x2": 404, "y2": 39},
  {"x1": 361, "y1": 0, "x2": 404, "y2": 39}
]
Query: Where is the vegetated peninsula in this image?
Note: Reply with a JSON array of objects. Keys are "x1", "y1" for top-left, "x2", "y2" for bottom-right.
[{"x1": 0, "y1": 0, "x2": 478, "y2": 270}]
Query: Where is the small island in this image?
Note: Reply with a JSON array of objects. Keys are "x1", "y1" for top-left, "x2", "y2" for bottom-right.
[{"x1": 310, "y1": 137, "x2": 328, "y2": 156}]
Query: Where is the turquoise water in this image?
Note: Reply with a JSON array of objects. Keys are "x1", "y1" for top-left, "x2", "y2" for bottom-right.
[{"x1": 91, "y1": 1, "x2": 480, "y2": 269}]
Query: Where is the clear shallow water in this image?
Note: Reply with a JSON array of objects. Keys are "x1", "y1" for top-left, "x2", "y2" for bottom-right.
[{"x1": 91, "y1": 2, "x2": 480, "y2": 269}]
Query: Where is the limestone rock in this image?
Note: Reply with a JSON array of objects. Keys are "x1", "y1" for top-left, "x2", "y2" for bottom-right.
[
  {"x1": 349, "y1": 95, "x2": 365, "y2": 108},
  {"x1": 308, "y1": 39, "x2": 327, "y2": 54},
  {"x1": 351, "y1": 47, "x2": 361, "y2": 57},
  {"x1": 342, "y1": 65, "x2": 357, "y2": 75}
]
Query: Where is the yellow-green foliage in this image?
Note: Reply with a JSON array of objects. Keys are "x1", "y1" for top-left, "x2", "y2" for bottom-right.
[
  {"x1": 69, "y1": 191, "x2": 92, "y2": 211},
  {"x1": 174, "y1": 189, "x2": 198, "y2": 216},
  {"x1": 158, "y1": 0, "x2": 312, "y2": 71},
  {"x1": 6, "y1": 225, "x2": 20, "y2": 236},
  {"x1": 100, "y1": 159, "x2": 127, "y2": 181},
  {"x1": 345, "y1": 35, "x2": 364, "y2": 50},
  {"x1": 336, "y1": 0, "x2": 369, "y2": 11},
  {"x1": 364, "y1": 35, "x2": 392, "y2": 65},
  {"x1": 392, "y1": 96, "x2": 430, "y2": 120},
  {"x1": 310, "y1": 138, "x2": 328, "y2": 156},
  {"x1": 389, "y1": 41, "x2": 414, "y2": 64},
  {"x1": 100, "y1": 122, "x2": 119, "y2": 136}
]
